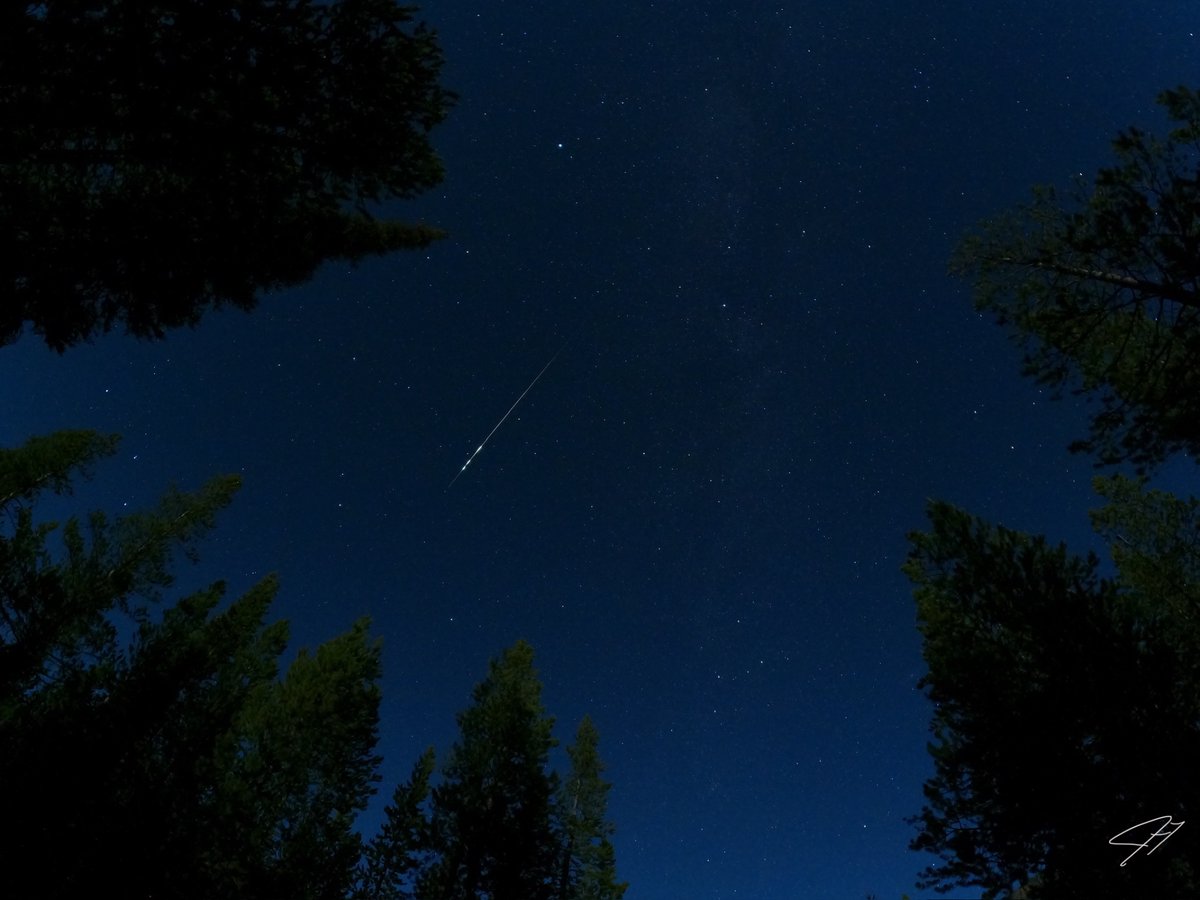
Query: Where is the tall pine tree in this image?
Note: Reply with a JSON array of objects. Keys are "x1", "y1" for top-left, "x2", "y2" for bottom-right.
[
  {"x1": 425, "y1": 640, "x2": 560, "y2": 900},
  {"x1": 556, "y1": 715, "x2": 627, "y2": 900},
  {"x1": 0, "y1": 430, "x2": 385, "y2": 900},
  {"x1": 952, "y1": 85, "x2": 1200, "y2": 473},
  {"x1": 1, "y1": 1, "x2": 454, "y2": 350},
  {"x1": 904, "y1": 483, "x2": 1200, "y2": 898},
  {"x1": 356, "y1": 747, "x2": 438, "y2": 900}
]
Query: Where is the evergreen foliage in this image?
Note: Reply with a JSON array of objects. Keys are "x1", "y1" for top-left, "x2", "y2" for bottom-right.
[
  {"x1": 904, "y1": 483, "x2": 1200, "y2": 898},
  {"x1": 423, "y1": 640, "x2": 560, "y2": 900},
  {"x1": 952, "y1": 85, "x2": 1200, "y2": 473},
  {"x1": 356, "y1": 748, "x2": 438, "y2": 900},
  {"x1": 557, "y1": 716, "x2": 628, "y2": 900},
  {"x1": 0, "y1": 433, "x2": 626, "y2": 898},
  {"x1": 1, "y1": 0, "x2": 455, "y2": 350},
  {"x1": 919, "y1": 84, "x2": 1200, "y2": 897},
  {"x1": 0, "y1": 430, "x2": 382, "y2": 899},
  {"x1": 364, "y1": 643, "x2": 627, "y2": 900}
]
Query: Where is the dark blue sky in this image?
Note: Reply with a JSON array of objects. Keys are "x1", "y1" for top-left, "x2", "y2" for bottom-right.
[{"x1": 4, "y1": 2, "x2": 1198, "y2": 897}]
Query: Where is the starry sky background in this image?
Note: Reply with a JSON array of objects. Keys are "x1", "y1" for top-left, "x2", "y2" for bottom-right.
[{"x1": 4, "y1": 2, "x2": 1199, "y2": 897}]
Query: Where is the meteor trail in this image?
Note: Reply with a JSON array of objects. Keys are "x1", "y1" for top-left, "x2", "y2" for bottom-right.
[{"x1": 448, "y1": 347, "x2": 563, "y2": 489}]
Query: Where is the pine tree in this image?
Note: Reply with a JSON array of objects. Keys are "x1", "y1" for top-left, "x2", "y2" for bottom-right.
[
  {"x1": 357, "y1": 747, "x2": 437, "y2": 900},
  {"x1": 1, "y1": 1, "x2": 454, "y2": 350},
  {"x1": 556, "y1": 716, "x2": 627, "y2": 900},
  {"x1": 0, "y1": 429, "x2": 385, "y2": 899},
  {"x1": 425, "y1": 640, "x2": 560, "y2": 900},
  {"x1": 904, "y1": 485, "x2": 1200, "y2": 898},
  {"x1": 360, "y1": 644, "x2": 630, "y2": 900},
  {"x1": 952, "y1": 85, "x2": 1200, "y2": 473}
]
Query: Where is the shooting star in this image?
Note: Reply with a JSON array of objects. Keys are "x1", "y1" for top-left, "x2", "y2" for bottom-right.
[{"x1": 448, "y1": 346, "x2": 564, "y2": 489}]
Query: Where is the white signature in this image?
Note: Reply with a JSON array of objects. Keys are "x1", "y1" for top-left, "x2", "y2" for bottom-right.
[{"x1": 1108, "y1": 815, "x2": 1185, "y2": 866}]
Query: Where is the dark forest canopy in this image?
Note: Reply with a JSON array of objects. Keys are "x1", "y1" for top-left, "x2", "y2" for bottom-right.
[
  {"x1": 904, "y1": 481, "x2": 1200, "y2": 899},
  {"x1": 0, "y1": 0, "x2": 455, "y2": 351},
  {"x1": 358, "y1": 644, "x2": 627, "y2": 900},
  {"x1": 952, "y1": 85, "x2": 1200, "y2": 474},
  {"x1": 911, "y1": 84, "x2": 1200, "y2": 899},
  {"x1": 0, "y1": 431, "x2": 625, "y2": 899}
]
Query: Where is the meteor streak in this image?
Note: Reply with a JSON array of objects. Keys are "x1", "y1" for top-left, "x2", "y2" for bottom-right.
[{"x1": 447, "y1": 347, "x2": 563, "y2": 488}]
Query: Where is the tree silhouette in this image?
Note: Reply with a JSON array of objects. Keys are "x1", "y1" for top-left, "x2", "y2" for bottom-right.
[
  {"x1": 356, "y1": 747, "x2": 438, "y2": 900},
  {"x1": 424, "y1": 640, "x2": 560, "y2": 900},
  {"x1": 0, "y1": 430, "x2": 384, "y2": 899},
  {"x1": 0, "y1": 432, "x2": 629, "y2": 897},
  {"x1": 366, "y1": 644, "x2": 628, "y2": 900},
  {"x1": 952, "y1": 85, "x2": 1200, "y2": 473},
  {"x1": 1, "y1": 0, "x2": 454, "y2": 350},
  {"x1": 903, "y1": 481, "x2": 1200, "y2": 898},
  {"x1": 556, "y1": 716, "x2": 628, "y2": 900}
]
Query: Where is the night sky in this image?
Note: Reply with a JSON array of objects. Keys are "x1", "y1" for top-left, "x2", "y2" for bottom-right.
[{"x1": 4, "y1": 2, "x2": 1199, "y2": 897}]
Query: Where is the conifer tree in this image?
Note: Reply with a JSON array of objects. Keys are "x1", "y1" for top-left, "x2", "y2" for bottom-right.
[
  {"x1": 904, "y1": 483, "x2": 1200, "y2": 898},
  {"x1": 1, "y1": 0, "x2": 454, "y2": 350},
  {"x1": 361, "y1": 644, "x2": 630, "y2": 900},
  {"x1": 556, "y1": 716, "x2": 628, "y2": 900},
  {"x1": 425, "y1": 640, "x2": 560, "y2": 900},
  {"x1": 952, "y1": 85, "x2": 1200, "y2": 473},
  {"x1": 0, "y1": 429, "x2": 385, "y2": 900},
  {"x1": 357, "y1": 747, "x2": 437, "y2": 900}
]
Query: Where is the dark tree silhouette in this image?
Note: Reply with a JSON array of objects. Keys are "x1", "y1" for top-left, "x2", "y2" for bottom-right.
[
  {"x1": 1, "y1": 0, "x2": 454, "y2": 350},
  {"x1": 556, "y1": 716, "x2": 627, "y2": 900},
  {"x1": 0, "y1": 433, "x2": 629, "y2": 898},
  {"x1": 952, "y1": 86, "x2": 1200, "y2": 473},
  {"x1": 424, "y1": 640, "x2": 561, "y2": 900},
  {"x1": 356, "y1": 747, "x2": 438, "y2": 900},
  {"x1": 0, "y1": 430, "x2": 385, "y2": 899},
  {"x1": 358, "y1": 646, "x2": 628, "y2": 900},
  {"x1": 903, "y1": 481, "x2": 1200, "y2": 898}
]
